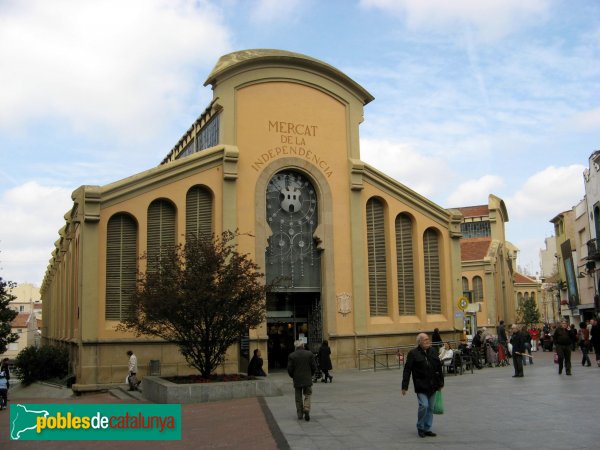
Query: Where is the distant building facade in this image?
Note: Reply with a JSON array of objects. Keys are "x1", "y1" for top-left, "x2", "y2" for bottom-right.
[
  {"x1": 41, "y1": 50, "x2": 464, "y2": 389},
  {"x1": 457, "y1": 195, "x2": 518, "y2": 332}
]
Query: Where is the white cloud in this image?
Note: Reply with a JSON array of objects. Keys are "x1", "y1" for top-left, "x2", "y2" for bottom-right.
[
  {"x1": 360, "y1": 0, "x2": 550, "y2": 40},
  {"x1": 447, "y1": 175, "x2": 504, "y2": 207},
  {"x1": 0, "y1": 182, "x2": 73, "y2": 284},
  {"x1": 507, "y1": 165, "x2": 586, "y2": 220},
  {"x1": 360, "y1": 138, "x2": 451, "y2": 198},
  {"x1": 0, "y1": 0, "x2": 231, "y2": 137}
]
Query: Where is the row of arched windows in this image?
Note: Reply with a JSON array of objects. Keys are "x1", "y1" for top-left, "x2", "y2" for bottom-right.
[
  {"x1": 517, "y1": 291, "x2": 536, "y2": 307},
  {"x1": 105, "y1": 186, "x2": 213, "y2": 320},
  {"x1": 366, "y1": 197, "x2": 442, "y2": 317},
  {"x1": 462, "y1": 276, "x2": 484, "y2": 303}
]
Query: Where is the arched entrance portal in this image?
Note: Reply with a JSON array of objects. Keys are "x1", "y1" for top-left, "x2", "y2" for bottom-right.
[{"x1": 265, "y1": 170, "x2": 322, "y2": 369}]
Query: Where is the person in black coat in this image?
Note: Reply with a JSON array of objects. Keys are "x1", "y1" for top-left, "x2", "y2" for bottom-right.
[
  {"x1": 247, "y1": 349, "x2": 267, "y2": 377},
  {"x1": 402, "y1": 333, "x2": 444, "y2": 438},
  {"x1": 554, "y1": 319, "x2": 573, "y2": 375},
  {"x1": 317, "y1": 340, "x2": 333, "y2": 383},
  {"x1": 509, "y1": 324, "x2": 526, "y2": 377},
  {"x1": 288, "y1": 340, "x2": 317, "y2": 421}
]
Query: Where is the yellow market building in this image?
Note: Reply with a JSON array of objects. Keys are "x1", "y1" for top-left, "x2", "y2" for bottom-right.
[{"x1": 41, "y1": 49, "x2": 464, "y2": 389}]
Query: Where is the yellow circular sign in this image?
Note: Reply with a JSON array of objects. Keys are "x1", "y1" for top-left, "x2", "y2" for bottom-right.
[{"x1": 457, "y1": 296, "x2": 469, "y2": 311}]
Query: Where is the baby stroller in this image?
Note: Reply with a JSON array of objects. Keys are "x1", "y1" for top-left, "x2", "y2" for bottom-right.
[{"x1": 312, "y1": 352, "x2": 323, "y2": 383}]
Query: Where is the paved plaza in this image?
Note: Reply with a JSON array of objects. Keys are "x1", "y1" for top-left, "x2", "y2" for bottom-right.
[{"x1": 1, "y1": 350, "x2": 599, "y2": 449}]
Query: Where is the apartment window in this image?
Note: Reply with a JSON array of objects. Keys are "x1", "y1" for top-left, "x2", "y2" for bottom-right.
[
  {"x1": 473, "y1": 276, "x2": 483, "y2": 302},
  {"x1": 367, "y1": 198, "x2": 388, "y2": 316},
  {"x1": 19, "y1": 305, "x2": 25, "y2": 312},
  {"x1": 396, "y1": 213, "x2": 415, "y2": 315},
  {"x1": 186, "y1": 186, "x2": 213, "y2": 239},
  {"x1": 423, "y1": 228, "x2": 441, "y2": 314},
  {"x1": 147, "y1": 199, "x2": 176, "y2": 272},
  {"x1": 106, "y1": 213, "x2": 138, "y2": 320}
]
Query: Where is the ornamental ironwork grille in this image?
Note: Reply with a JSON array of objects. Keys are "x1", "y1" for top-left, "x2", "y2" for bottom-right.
[{"x1": 265, "y1": 171, "x2": 321, "y2": 290}]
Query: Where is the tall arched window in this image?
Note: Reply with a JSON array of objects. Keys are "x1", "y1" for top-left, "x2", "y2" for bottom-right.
[
  {"x1": 423, "y1": 228, "x2": 441, "y2": 314},
  {"x1": 396, "y1": 213, "x2": 415, "y2": 315},
  {"x1": 462, "y1": 277, "x2": 469, "y2": 293},
  {"x1": 517, "y1": 292, "x2": 524, "y2": 308},
  {"x1": 186, "y1": 186, "x2": 213, "y2": 239},
  {"x1": 147, "y1": 199, "x2": 176, "y2": 272},
  {"x1": 473, "y1": 276, "x2": 483, "y2": 302},
  {"x1": 530, "y1": 292, "x2": 536, "y2": 303},
  {"x1": 106, "y1": 213, "x2": 137, "y2": 320},
  {"x1": 367, "y1": 198, "x2": 388, "y2": 316}
]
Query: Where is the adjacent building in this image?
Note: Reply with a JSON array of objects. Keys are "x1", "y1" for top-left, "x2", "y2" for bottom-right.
[
  {"x1": 41, "y1": 50, "x2": 465, "y2": 389},
  {"x1": 457, "y1": 195, "x2": 518, "y2": 333}
]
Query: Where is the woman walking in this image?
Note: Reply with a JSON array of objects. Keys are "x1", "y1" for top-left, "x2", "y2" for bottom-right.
[{"x1": 318, "y1": 340, "x2": 333, "y2": 383}]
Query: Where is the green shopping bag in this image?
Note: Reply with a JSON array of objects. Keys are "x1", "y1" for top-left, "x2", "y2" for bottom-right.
[{"x1": 432, "y1": 390, "x2": 444, "y2": 415}]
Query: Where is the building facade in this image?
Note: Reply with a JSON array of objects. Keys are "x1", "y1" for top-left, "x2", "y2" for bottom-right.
[
  {"x1": 458, "y1": 195, "x2": 518, "y2": 332},
  {"x1": 41, "y1": 50, "x2": 464, "y2": 389}
]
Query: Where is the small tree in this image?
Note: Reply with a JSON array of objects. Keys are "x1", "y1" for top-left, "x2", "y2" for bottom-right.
[
  {"x1": 517, "y1": 296, "x2": 541, "y2": 329},
  {"x1": 118, "y1": 231, "x2": 269, "y2": 378},
  {"x1": 0, "y1": 276, "x2": 19, "y2": 355}
]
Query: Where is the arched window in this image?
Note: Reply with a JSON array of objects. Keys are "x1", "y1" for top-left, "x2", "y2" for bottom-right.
[
  {"x1": 147, "y1": 199, "x2": 176, "y2": 272},
  {"x1": 524, "y1": 292, "x2": 530, "y2": 302},
  {"x1": 265, "y1": 170, "x2": 321, "y2": 288},
  {"x1": 106, "y1": 213, "x2": 137, "y2": 320},
  {"x1": 367, "y1": 198, "x2": 388, "y2": 316},
  {"x1": 517, "y1": 292, "x2": 524, "y2": 308},
  {"x1": 396, "y1": 213, "x2": 415, "y2": 315},
  {"x1": 462, "y1": 277, "x2": 469, "y2": 293},
  {"x1": 186, "y1": 186, "x2": 213, "y2": 239},
  {"x1": 530, "y1": 292, "x2": 536, "y2": 303},
  {"x1": 473, "y1": 276, "x2": 483, "y2": 302},
  {"x1": 423, "y1": 228, "x2": 441, "y2": 314}
]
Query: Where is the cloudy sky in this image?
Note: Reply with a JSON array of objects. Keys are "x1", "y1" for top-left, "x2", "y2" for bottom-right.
[{"x1": 0, "y1": 0, "x2": 598, "y2": 285}]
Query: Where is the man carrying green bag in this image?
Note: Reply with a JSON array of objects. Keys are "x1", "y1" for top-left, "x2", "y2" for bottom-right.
[{"x1": 402, "y1": 333, "x2": 444, "y2": 438}]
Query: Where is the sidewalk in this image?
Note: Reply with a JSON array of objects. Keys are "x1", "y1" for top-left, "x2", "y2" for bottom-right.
[
  {"x1": 2, "y1": 350, "x2": 599, "y2": 449},
  {"x1": 265, "y1": 349, "x2": 600, "y2": 449}
]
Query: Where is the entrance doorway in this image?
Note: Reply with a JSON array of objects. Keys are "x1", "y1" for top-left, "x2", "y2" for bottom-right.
[{"x1": 266, "y1": 292, "x2": 322, "y2": 370}]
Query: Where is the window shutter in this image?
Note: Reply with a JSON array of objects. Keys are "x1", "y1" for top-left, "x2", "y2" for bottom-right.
[
  {"x1": 396, "y1": 213, "x2": 415, "y2": 315},
  {"x1": 367, "y1": 198, "x2": 388, "y2": 316},
  {"x1": 473, "y1": 276, "x2": 483, "y2": 302},
  {"x1": 186, "y1": 186, "x2": 212, "y2": 239},
  {"x1": 106, "y1": 214, "x2": 137, "y2": 320},
  {"x1": 423, "y1": 228, "x2": 441, "y2": 314},
  {"x1": 147, "y1": 200, "x2": 176, "y2": 272}
]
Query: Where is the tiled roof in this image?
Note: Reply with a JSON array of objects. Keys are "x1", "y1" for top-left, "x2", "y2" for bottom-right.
[
  {"x1": 457, "y1": 205, "x2": 489, "y2": 218},
  {"x1": 461, "y1": 238, "x2": 491, "y2": 261},
  {"x1": 10, "y1": 313, "x2": 31, "y2": 328},
  {"x1": 514, "y1": 272, "x2": 537, "y2": 284}
]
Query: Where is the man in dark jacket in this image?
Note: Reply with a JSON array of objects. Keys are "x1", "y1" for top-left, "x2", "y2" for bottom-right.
[
  {"x1": 288, "y1": 340, "x2": 317, "y2": 421},
  {"x1": 553, "y1": 319, "x2": 572, "y2": 375},
  {"x1": 402, "y1": 333, "x2": 444, "y2": 438},
  {"x1": 509, "y1": 325, "x2": 526, "y2": 377}
]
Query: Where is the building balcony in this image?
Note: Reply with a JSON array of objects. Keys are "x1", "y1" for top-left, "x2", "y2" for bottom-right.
[{"x1": 586, "y1": 239, "x2": 600, "y2": 261}]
